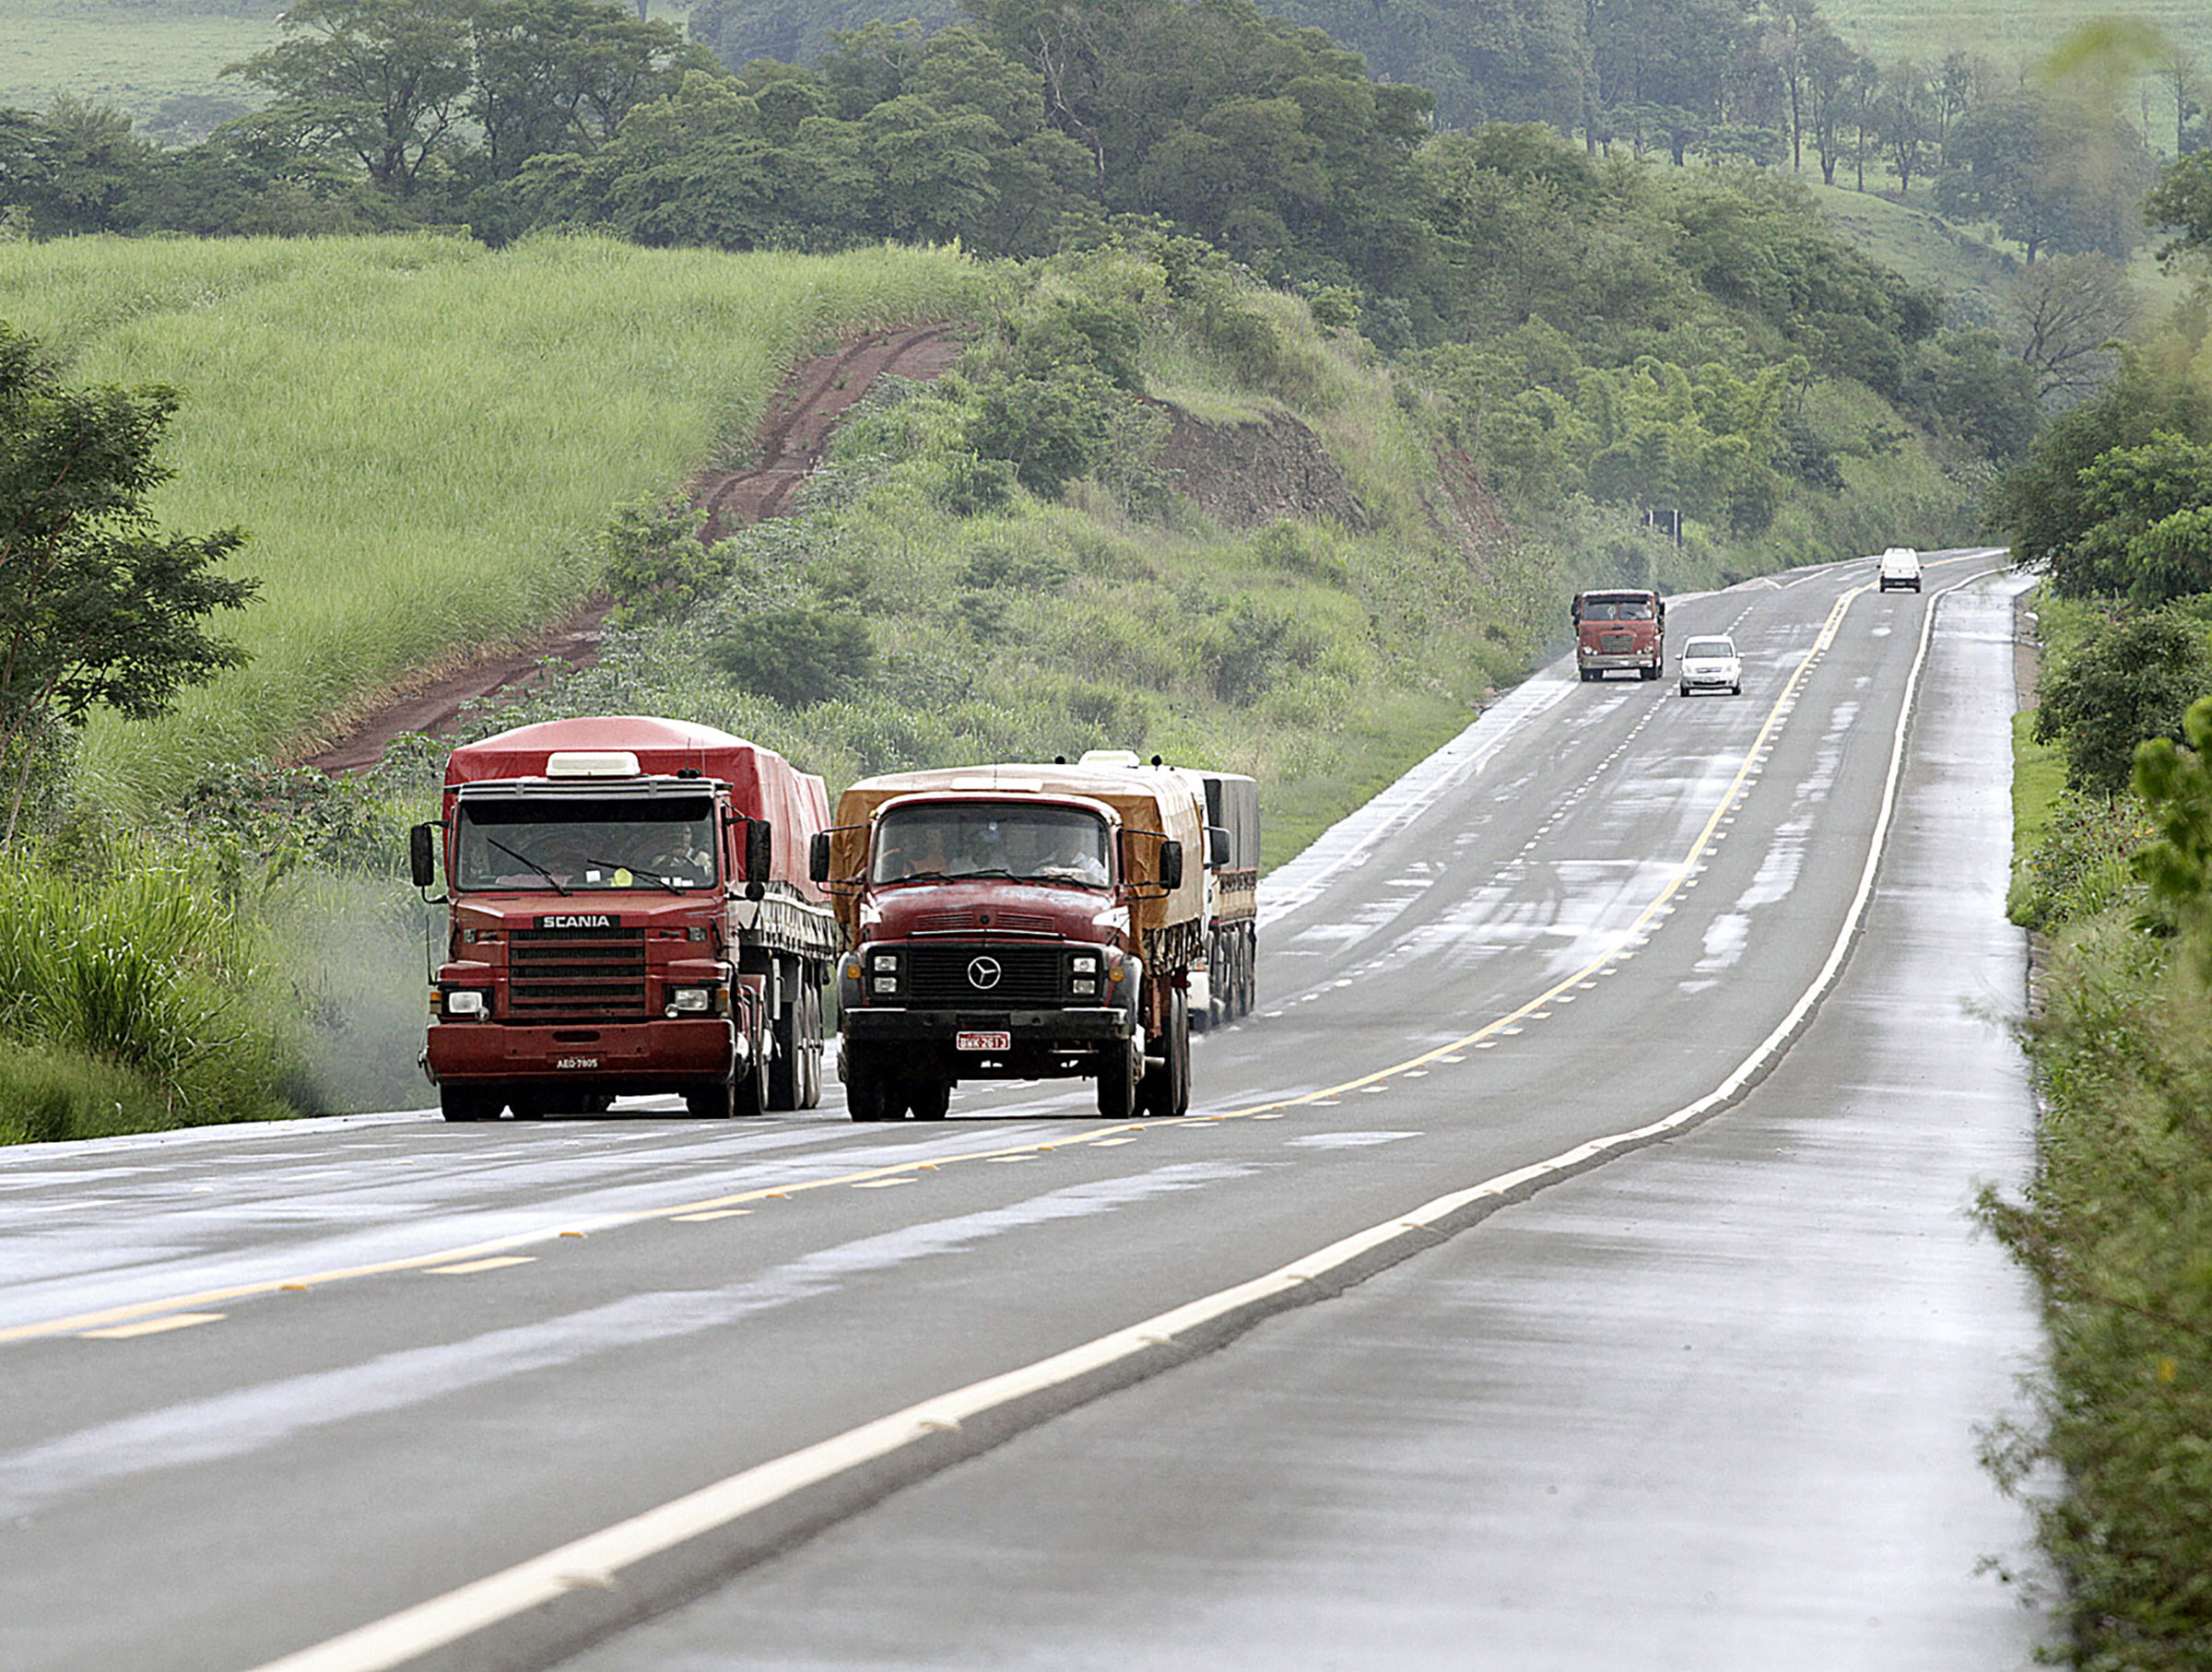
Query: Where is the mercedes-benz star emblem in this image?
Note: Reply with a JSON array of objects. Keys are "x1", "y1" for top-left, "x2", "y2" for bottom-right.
[{"x1": 967, "y1": 956, "x2": 1004, "y2": 991}]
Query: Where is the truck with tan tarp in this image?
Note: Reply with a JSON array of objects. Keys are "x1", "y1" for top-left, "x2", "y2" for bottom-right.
[{"x1": 813, "y1": 761, "x2": 1206, "y2": 1120}]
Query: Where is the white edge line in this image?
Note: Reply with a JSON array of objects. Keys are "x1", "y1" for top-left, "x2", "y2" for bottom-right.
[{"x1": 248, "y1": 569, "x2": 2000, "y2": 1672}]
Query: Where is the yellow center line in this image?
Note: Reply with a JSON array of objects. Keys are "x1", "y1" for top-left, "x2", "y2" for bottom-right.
[
  {"x1": 80, "y1": 1313, "x2": 225, "y2": 1340},
  {"x1": 1198, "y1": 580, "x2": 1872, "y2": 1121}
]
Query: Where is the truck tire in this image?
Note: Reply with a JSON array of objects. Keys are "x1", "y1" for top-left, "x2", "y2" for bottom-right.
[
  {"x1": 799, "y1": 986, "x2": 825, "y2": 1110},
  {"x1": 844, "y1": 1046, "x2": 894, "y2": 1122},
  {"x1": 906, "y1": 1080, "x2": 951, "y2": 1120},
  {"x1": 768, "y1": 989, "x2": 802, "y2": 1112},
  {"x1": 1096, "y1": 1043, "x2": 1138, "y2": 1119},
  {"x1": 1139, "y1": 988, "x2": 1191, "y2": 1118},
  {"x1": 440, "y1": 1086, "x2": 501, "y2": 1122},
  {"x1": 685, "y1": 1077, "x2": 738, "y2": 1118}
]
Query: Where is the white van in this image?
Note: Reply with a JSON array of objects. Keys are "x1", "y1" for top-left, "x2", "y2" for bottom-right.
[{"x1": 1877, "y1": 547, "x2": 1922, "y2": 592}]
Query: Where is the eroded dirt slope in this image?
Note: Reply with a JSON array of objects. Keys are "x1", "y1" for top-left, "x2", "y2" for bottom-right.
[{"x1": 298, "y1": 324, "x2": 962, "y2": 774}]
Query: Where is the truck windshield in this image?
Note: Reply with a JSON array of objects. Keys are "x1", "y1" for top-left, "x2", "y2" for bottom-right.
[
  {"x1": 454, "y1": 797, "x2": 718, "y2": 891},
  {"x1": 873, "y1": 803, "x2": 1110, "y2": 888}
]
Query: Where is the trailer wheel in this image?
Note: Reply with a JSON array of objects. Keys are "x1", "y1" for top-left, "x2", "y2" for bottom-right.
[{"x1": 440, "y1": 1087, "x2": 501, "y2": 1122}]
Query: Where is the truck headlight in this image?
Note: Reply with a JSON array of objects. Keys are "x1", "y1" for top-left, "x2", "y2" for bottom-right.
[
  {"x1": 667, "y1": 986, "x2": 712, "y2": 1015},
  {"x1": 443, "y1": 988, "x2": 488, "y2": 1018}
]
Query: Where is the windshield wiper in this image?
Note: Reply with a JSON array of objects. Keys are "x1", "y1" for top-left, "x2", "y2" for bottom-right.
[
  {"x1": 485, "y1": 837, "x2": 568, "y2": 896},
  {"x1": 584, "y1": 858, "x2": 687, "y2": 894}
]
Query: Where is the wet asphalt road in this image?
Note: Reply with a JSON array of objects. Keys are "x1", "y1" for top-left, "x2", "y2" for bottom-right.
[{"x1": 0, "y1": 553, "x2": 2049, "y2": 1671}]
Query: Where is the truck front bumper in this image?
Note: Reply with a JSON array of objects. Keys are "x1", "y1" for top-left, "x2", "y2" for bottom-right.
[
  {"x1": 426, "y1": 1018, "x2": 739, "y2": 1090},
  {"x1": 841, "y1": 1007, "x2": 1133, "y2": 1079}
]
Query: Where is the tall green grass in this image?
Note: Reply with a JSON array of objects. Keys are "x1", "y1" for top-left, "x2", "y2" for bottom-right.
[
  {"x1": 0, "y1": 854, "x2": 288, "y2": 1138},
  {"x1": 0, "y1": 232, "x2": 990, "y2": 810}
]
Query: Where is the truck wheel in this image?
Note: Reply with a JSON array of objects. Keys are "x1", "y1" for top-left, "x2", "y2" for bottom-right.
[
  {"x1": 440, "y1": 1087, "x2": 501, "y2": 1122},
  {"x1": 684, "y1": 1077, "x2": 737, "y2": 1119},
  {"x1": 844, "y1": 1048, "x2": 893, "y2": 1122},
  {"x1": 736, "y1": 1055, "x2": 770, "y2": 1118},
  {"x1": 768, "y1": 995, "x2": 802, "y2": 1112},
  {"x1": 1139, "y1": 989, "x2": 1191, "y2": 1118},
  {"x1": 1096, "y1": 1044, "x2": 1138, "y2": 1119},
  {"x1": 906, "y1": 1080, "x2": 951, "y2": 1120},
  {"x1": 799, "y1": 987, "x2": 825, "y2": 1111}
]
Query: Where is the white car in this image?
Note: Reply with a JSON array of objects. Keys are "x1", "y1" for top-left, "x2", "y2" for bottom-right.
[
  {"x1": 1877, "y1": 546, "x2": 1923, "y2": 591},
  {"x1": 1678, "y1": 634, "x2": 1742, "y2": 697}
]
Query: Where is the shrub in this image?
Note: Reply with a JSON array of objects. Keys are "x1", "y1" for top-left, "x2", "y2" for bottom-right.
[
  {"x1": 708, "y1": 604, "x2": 876, "y2": 707},
  {"x1": 2033, "y1": 608, "x2": 2212, "y2": 797}
]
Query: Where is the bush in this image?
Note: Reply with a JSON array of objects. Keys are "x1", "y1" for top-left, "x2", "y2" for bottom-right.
[
  {"x1": 708, "y1": 604, "x2": 876, "y2": 707},
  {"x1": 0, "y1": 856, "x2": 288, "y2": 1131},
  {"x1": 2008, "y1": 790, "x2": 2156, "y2": 931},
  {"x1": 2032, "y1": 608, "x2": 2212, "y2": 797}
]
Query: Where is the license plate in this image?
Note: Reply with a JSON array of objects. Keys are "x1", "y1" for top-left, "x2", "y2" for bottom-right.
[{"x1": 956, "y1": 1031, "x2": 1011, "y2": 1052}]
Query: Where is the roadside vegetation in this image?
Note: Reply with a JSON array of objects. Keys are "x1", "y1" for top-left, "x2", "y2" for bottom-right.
[{"x1": 1992, "y1": 171, "x2": 2212, "y2": 1664}]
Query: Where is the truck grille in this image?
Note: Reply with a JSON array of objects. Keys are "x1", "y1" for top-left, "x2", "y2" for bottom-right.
[
  {"x1": 907, "y1": 945, "x2": 1065, "y2": 1005},
  {"x1": 510, "y1": 926, "x2": 648, "y2": 1020},
  {"x1": 1600, "y1": 630, "x2": 1635, "y2": 653}
]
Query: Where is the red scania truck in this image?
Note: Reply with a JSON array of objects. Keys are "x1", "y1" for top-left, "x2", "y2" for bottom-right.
[
  {"x1": 813, "y1": 761, "x2": 1206, "y2": 1121},
  {"x1": 1572, "y1": 588, "x2": 1665, "y2": 681},
  {"x1": 411, "y1": 716, "x2": 838, "y2": 1121}
]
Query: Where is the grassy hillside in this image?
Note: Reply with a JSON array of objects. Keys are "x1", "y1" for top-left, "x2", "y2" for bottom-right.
[
  {"x1": 0, "y1": 232, "x2": 988, "y2": 812},
  {"x1": 1819, "y1": 0, "x2": 2212, "y2": 83},
  {"x1": 1801, "y1": 181, "x2": 2019, "y2": 327}
]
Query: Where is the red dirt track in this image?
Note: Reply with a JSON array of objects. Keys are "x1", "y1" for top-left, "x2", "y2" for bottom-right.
[{"x1": 298, "y1": 324, "x2": 962, "y2": 774}]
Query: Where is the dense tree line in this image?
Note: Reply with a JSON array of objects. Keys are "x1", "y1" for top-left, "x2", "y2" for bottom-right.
[{"x1": 0, "y1": 0, "x2": 2094, "y2": 534}]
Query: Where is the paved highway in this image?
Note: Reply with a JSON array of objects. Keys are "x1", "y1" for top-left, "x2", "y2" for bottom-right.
[{"x1": 0, "y1": 552, "x2": 2048, "y2": 1670}]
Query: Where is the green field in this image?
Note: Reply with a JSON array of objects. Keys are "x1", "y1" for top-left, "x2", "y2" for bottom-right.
[
  {"x1": 0, "y1": 0, "x2": 690, "y2": 135},
  {"x1": 1821, "y1": 0, "x2": 2212, "y2": 81},
  {"x1": 0, "y1": 0, "x2": 276, "y2": 134},
  {"x1": 0, "y1": 232, "x2": 988, "y2": 809}
]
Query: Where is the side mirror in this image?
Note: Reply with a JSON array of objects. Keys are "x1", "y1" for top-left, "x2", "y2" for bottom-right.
[
  {"x1": 1570, "y1": 597, "x2": 1583, "y2": 623},
  {"x1": 1158, "y1": 839, "x2": 1183, "y2": 893},
  {"x1": 409, "y1": 823, "x2": 438, "y2": 890},
  {"x1": 1206, "y1": 826, "x2": 1231, "y2": 869},
  {"x1": 745, "y1": 819, "x2": 774, "y2": 899},
  {"x1": 809, "y1": 830, "x2": 831, "y2": 885},
  {"x1": 1656, "y1": 598, "x2": 1666, "y2": 620}
]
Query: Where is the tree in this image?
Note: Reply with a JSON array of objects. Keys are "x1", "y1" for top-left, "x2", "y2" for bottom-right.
[
  {"x1": 2071, "y1": 432, "x2": 2212, "y2": 606},
  {"x1": 2004, "y1": 252, "x2": 2135, "y2": 406},
  {"x1": 2133, "y1": 694, "x2": 2212, "y2": 977},
  {"x1": 2033, "y1": 608, "x2": 2212, "y2": 796},
  {"x1": 1936, "y1": 89, "x2": 2155, "y2": 262},
  {"x1": 1875, "y1": 59, "x2": 1934, "y2": 194},
  {"x1": 0, "y1": 325, "x2": 257, "y2": 844},
  {"x1": 470, "y1": 0, "x2": 713, "y2": 181},
  {"x1": 228, "y1": 0, "x2": 476, "y2": 197},
  {"x1": 1992, "y1": 356, "x2": 2212, "y2": 596},
  {"x1": 1802, "y1": 32, "x2": 1871, "y2": 186},
  {"x1": 2146, "y1": 147, "x2": 2212, "y2": 267}
]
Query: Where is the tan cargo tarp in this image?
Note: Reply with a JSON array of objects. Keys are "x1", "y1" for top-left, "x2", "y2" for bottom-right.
[{"x1": 829, "y1": 763, "x2": 1205, "y2": 939}]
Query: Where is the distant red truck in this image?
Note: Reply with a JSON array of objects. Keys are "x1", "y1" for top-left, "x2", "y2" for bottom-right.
[
  {"x1": 1573, "y1": 588, "x2": 1666, "y2": 681},
  {"x1": 411, "y1": 716, "x2": 838, "y2": 1121}
]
